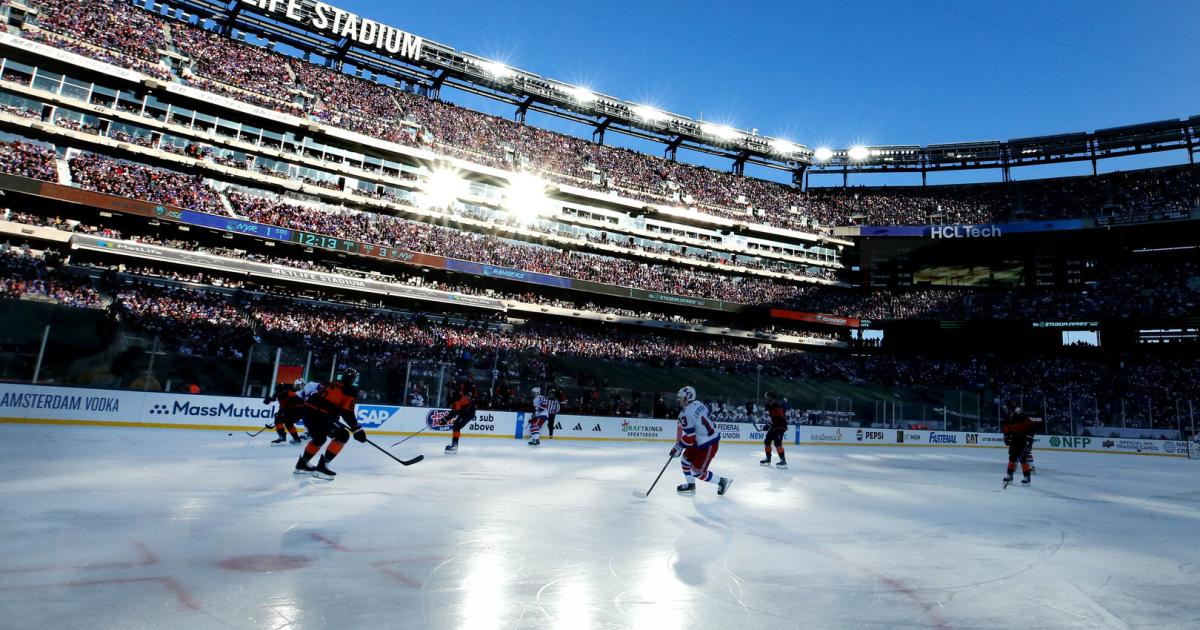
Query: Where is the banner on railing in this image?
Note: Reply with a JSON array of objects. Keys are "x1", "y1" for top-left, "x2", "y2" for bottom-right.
[{"x1": 0, "y1": 384, "x2": 1188, "y2": 456}]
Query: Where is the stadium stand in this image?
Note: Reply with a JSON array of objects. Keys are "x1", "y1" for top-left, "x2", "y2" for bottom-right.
[
  {"x1": 0, "y1": 0, "x2": 1193, "y2": 436},
  {"x1": 12, "y1": 0, "x2": 1194, "y2": 230}
]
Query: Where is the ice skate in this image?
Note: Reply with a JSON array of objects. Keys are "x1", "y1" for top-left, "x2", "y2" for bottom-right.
[{"x1": 312, "y1": 455, "x2": 336, "y2": 480}]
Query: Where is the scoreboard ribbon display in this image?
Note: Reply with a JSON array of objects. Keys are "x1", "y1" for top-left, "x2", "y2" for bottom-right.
[
  {"x1": 177, "y1": 210, "x2": 292, "y2": 241},
  {"x1": 293, "y1": 230, "x2": 357, "y2": 254}
]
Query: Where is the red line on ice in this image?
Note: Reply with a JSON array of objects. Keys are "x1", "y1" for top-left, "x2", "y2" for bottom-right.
[
  {"x1": 0, "y1": 541, "x2": 160, "y2": 574},
  {"x1": 0, "y1": 576, "x2": 200, "y2": 611}
]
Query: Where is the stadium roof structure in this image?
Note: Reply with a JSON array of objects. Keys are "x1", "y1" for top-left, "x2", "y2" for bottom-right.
[
  {"x1": 809, "y1": 118, "x2": 1197, "y2": 183},
  {"x1": 157, "y1": 0, "x2": 809, "y2": 176},
  {"x1": 157, "y1": 0, "x2": 1196, "y2": 183}
]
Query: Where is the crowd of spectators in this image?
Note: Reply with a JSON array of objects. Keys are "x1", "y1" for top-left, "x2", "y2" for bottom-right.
[
  {"x1": 25, "y1": 1, "x2": 1199, "y2": 233},
  {"x1": 290, "y1": 62, "x2": 413, "y2": 144},
  {"x1": 68, "y1": 152, "x2": 225, "y2": 213},
  {"x1": 968, "y1": 260, "x2": 1200, "y2": 320},
  {"x1": 0, "y1": 247, "x2": 101, "y2": 307},
  {"x1": 5, "y1": 202, "x2": 1196, "y2": 326},
  {"x1": 2, "y1": 210, "x2": 123, "y2": 238},
  {"x1": 228, "y1": 191, "x2": 832, "y2": 302},
  {"x1": 0, "y1": 141, "x2": 59, "y2": 182},
  {"x1": 107, "y1": 284, "x2": 795, "y2": 371},
  {"x1": 97, "y1": 281, "x2": 1200, "y2": 429},
  {"x1": 0, "y1": 102, "x2": 42, "y2": 120},
  {"x1": 111, "y1": 284, "x2": 255, "y2": 358},
  {"x1": 170, "y1": 26, "x2": 292, "y2": 101},
  {"x1": 28, "y1": 0, "x2": 171, "y2": 80}
]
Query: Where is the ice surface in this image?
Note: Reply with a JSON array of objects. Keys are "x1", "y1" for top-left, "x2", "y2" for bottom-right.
[{"x1": 0, "y1": 425, "x2": 1198, "y2": 629}]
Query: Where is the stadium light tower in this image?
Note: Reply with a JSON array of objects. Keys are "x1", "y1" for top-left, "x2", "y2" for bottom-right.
[
  {"x1": 847, "y1": 146, "x2": 870, "y2": 161},
  {"x1": 568, "y1": 86, "x2": 596, "y2": 103},
  {"x1": 504, "y1": 172, "x2": 554, "y2": 225},
  {"x1": 701, "y1": 123, "x2": 738, "y2": 141},
  {"x1": 482, "y1": 60, "x2": 514, "y2": 79},
  {"x1": 813, "y1": 147, "x2": 834, "y2": 162},
  {"x1": 633, "y1": 105, "x2": 665, "y2": 122},
  {"x1": 421, "y1": 168, "x2": 469, "y2": 209},
  {"x1": 771, "y1": 139, "x2": 799, "y2": 155}
]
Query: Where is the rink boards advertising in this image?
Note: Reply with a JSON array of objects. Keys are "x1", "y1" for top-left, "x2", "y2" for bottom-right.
[{"x1": 0, "y1": 384, "x2": 1189, "y2": 457}]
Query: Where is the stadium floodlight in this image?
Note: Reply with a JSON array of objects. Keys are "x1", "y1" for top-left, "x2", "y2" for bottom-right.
[
  {"x1": 481, "y1": 60, "x2": 514, "y2": 79},
  {"x1": 633, "y1": 105, "x2": 665, "y2": 122},
  {"x1": 701, "y1": 123, "x2": 738, "y2": 141},
  {"x1": 568, "y1": 86, "x2": 596, "y2": 103},
  {"x1": 771, "y1": 139, "x2": 799, "y2": 155},
  {"x1": 421, "y1": 168, "x2": 469, "y2": 209},
  {"x1": 813, "y1": 147, "x2": 834, "y2": 162},
  {"x1": 847, "y1": 146, "x2": 870, "y2": 161},
  {"x1": 504, "y1": 172, "x2": 554, "y2": 224}
]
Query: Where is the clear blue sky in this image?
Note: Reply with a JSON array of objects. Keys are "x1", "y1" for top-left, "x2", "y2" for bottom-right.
[{"x1": 326, "y1": 0, "x2": 1199, "y2": 186}]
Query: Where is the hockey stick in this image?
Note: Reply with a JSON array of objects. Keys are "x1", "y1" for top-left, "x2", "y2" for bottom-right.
[
  {"x1": 365, "y1": 437, "x2": 424, "y2": 466},
  {"x1": 634, "y1": 453, "x2": 676, "y2": 498},
  {"x1": 333, "y1": 421, "x2": 423, "y2": 466},
  {"x1": 245, "y1": 424, "x2": 273, "y2": 437},
  {"x1": 390, "y1": 425, "x2": 430, "y2": 448}
]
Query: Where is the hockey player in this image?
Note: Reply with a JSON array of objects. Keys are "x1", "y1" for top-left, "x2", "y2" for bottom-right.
[
  {"x1": 1022, "y1": 414, "x2": 1040, "y2": 474},
  {"x1": 293, "y1": 368, "x2": 367, "y2": 480},
  {"x1": 1000, "y1": 401, "x2": 1035, "y2": 487},
  {"x1": 672, "y1": 386, "x2": 732, "y2": 496},
  {"x1": 442, "y1": 386, "x2": 477, "y2": 453},
  {"x1": 528, "y1": 387, "x2": 551, "y2": 446},
  {"x1": 759, "y1": 392, "x2": 789, "y2": 468},
  {"x1": 297, "y1": 379, "x2": 321, "y2": 401},
  {"x1": 263, "y1": 379, "x2": 307, "y2": 444},
  {"x1": 546, "y1": 388, "x2": 562, "y2": 439}
]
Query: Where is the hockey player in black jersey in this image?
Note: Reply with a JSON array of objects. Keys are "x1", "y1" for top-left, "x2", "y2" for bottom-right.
[{"x1": 1000, "y1": 401, "x2": 1035, "y2": 487}]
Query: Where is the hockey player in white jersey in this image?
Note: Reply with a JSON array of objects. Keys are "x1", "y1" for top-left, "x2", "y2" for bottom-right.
[
  {"x1": 297, "y1": 379, "x2": 321, "y2": 401},
  {"x1": 672, "y1": 386, "x2": 732, "y2": 496},
  {"x1": 528, "y1": 387, "x2": 551, "y2": 446}
]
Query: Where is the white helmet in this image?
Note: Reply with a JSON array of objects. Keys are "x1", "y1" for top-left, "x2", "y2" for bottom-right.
[
  {"x1": 677, "y1": 386, "x2": 697, "y2": 406},
  {"x1": 293, "y1": 378, "x2": 304, "y2": 389},
  {"x1": 532, "y1": 387, "x2": 541, "y2": 396}
]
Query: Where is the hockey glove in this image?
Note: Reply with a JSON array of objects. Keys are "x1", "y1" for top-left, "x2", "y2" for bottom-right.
[
  {"x1": 1003, "y1": 433, "x2": 1012, "y2": 446},
  {"x1": 353, "y1": 428, "x2": 368, "y2": 443},
  {"x1": 669, "y1": 445, "x2": 682, "y2": 458}
]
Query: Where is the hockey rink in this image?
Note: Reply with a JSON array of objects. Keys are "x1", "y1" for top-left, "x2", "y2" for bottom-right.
[{"x1": 0, "y1": 425, "x2": 1197, "y2": 629}]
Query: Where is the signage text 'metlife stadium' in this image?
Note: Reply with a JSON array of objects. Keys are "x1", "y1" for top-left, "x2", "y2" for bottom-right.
[{"x1": 240, "y1": 0, "x2": 424, "y2": 61}]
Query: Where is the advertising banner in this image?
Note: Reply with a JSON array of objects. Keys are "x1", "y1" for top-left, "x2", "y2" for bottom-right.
[
  {"x1": 770, "y1": 308, "x2": 862, "y2": 328},
  {"x1": 858, "y1": 219, "x2": 1087, "y2": 238},
  {"x1": 0, "y1": 384, "x2": 1189, "y2": 457},
  {"x1": 0, "y1": 383, "x2": 277, "y2": 429}
]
